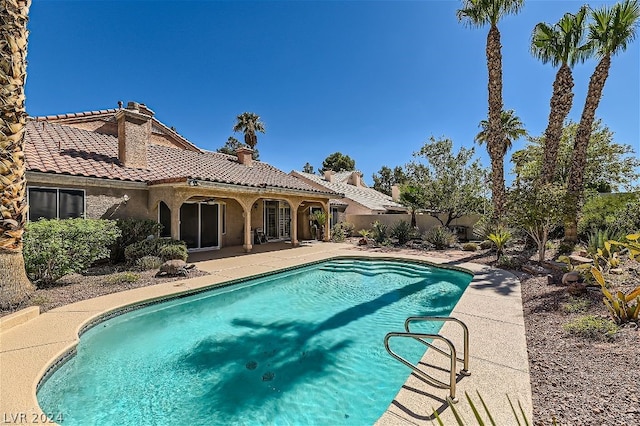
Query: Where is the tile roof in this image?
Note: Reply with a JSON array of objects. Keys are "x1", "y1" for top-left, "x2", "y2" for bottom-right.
[
  {"x1": 292, "y1": 171, "x2": 406, "y2": 212},
  {"x1": 24, "y1": 121, "x2": 335, "y2": 195}
]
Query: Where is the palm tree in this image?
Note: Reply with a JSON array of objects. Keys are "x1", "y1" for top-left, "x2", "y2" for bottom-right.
[
  {"x1": 565, "y1": 0, "x2": 640, "y2": 242},
  {"x1": 0, "y1": 0, "x2": 36, "y2": 307},
  {"x1": 232, "y1": 112, "x2": 265, "y2": 150},
  {"x1": 531, "y1": 6, "x2": 590, "y2": 184},
  {"x1": 475, "y1": 109, "x2": 527, "y2": 155},
  {"x1": 457, "y1": 0, "x2": 525, "y2": 223}
]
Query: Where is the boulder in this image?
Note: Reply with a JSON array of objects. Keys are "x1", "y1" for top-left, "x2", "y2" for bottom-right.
[{"x1": 562, "y1": 271, "x2": 581, "y2": 285}]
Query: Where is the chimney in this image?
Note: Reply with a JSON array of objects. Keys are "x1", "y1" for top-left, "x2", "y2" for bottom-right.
[
  {"x1": 323, "y1": 170, "x2": 334, "y2": 182},
  {"x1": 348, "y1": 171, "x2": 362, "y2": 187},
  {"x1": 115, "y1": 101, "x2": 153, "y2": 169},
  {"x1": 391, "y1": 185, "x2": 400, "y2": 201},
  {"x1": 236, "y1": 147, "x2": 254, "y2": 167}
]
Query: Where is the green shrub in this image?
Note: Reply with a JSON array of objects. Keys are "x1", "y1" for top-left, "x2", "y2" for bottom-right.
[
  {"x1": 338, "y1": 221, "x2": 355, "y2": 237},
  {"x1": 158, "y1": 244, "x2": 188, "y2": 262},
  {"x1": 496, "y1": 255, "x2": 523, "y2": 270},
  {"x1": 124, "y1": 238, "x2": 187, "y2": 263},
  {"x1": 23, "y1": 219, "x2": 121, "y2": 285},
  {"x1": 331, "y1": 223, "x2": 346, "y2": 242},
  {"x1": 111, "y1": 218, "x2": 163, "y2": 263},
  {"x1": 106, "y1": 271, "x2": 140, "y2": 284},
  {"x1": 578, "y1": 193, "x2": 638, "y2": 239},
  {"x1": 585, "y1": 228, "x2": 624, "y2": 256},
  {"x1": 611, "y1": 200, "x2": 640, "y2": 235},
  {"x1": 488, "y1": 227, "x2": 512, "y2": 259},
  {"x1": 479, "y1": 240, "x2": 493, "y2": 250},
  {"x1": 390, "y1": 220, "x2": 415, "y2": 245},
  {"x1": 136, "y1": 256, "x2": 163, "y2": 271},
  {"x1": 562, "y1": 297, "x2": 591, "y2": 314},
  {"x1": 424, "y1": 226, "x2": 457, "y2": 249},
  {"x1": 371, "y1": 221, "x2": 388, "y2": 244},
  {"x1": 462, "y1": 242, "x2": 478, "y2": 252},
  {"x1": 563, "y1": 315, "x2": 617, "y2": 340}
]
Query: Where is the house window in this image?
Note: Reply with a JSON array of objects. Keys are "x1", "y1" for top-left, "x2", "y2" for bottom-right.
[
  {"x1": 159, "y1": 201, "x2": 171, "y2": 238},
  {"x1": 28, "y1": 187, "x2": 84, "y2": 220}
]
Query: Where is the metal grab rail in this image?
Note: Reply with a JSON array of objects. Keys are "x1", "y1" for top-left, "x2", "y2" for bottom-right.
[
  {"x1": 384, "y1": 332, "x2": 460, "y2": 402},
  {"x1": 384, "y1": 316, "x2": 470, "y2": 403},
  {"x1": 404, "y1": 316, "x2": 470, "y2": 375}
]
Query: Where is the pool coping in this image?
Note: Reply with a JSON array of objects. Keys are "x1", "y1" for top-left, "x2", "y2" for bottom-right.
[{"x1": 0, "y1": 243, "x2": 532, "y2": 425}]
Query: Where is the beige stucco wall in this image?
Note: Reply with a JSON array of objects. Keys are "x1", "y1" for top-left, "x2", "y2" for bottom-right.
[{"x1": 346, "y1": 213, "x2": 481, "y2": 240}]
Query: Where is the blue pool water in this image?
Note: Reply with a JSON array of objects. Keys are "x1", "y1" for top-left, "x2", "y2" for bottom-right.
[{"x1": 37, "y1": 258, "x2": 471, "y2": 425}]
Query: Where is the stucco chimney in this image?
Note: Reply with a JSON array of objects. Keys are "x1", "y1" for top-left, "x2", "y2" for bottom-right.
[
  {"x1": 236, "y1": 147, "x2": 254, "y2": 167},
  {"x1": 348, "y1": 171, "x2": 362, "y2": 187},
  {"x1": 323, "y1": 170, "x2": 334, "y2": 182},
  {"x1": 115, "y1": 101, "x2": 153, "y2": 169},
  {"x1": 391, "y1": 185, "x2": 400, "y2": 201}
]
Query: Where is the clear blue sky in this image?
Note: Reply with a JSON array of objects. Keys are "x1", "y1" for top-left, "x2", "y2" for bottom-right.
[{"x1": 25, "y1": 0, "x2": 639, "y2": 185}]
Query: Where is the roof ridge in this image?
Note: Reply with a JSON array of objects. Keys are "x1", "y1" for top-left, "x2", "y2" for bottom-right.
[{"x1": 30, "y1": 108, "x2": 119, "y2": 121}]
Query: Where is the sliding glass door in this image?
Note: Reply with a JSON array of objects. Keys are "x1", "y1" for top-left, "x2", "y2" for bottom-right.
[{"x1": 180, "y1": 202, "x2": 220, "y2": 250}]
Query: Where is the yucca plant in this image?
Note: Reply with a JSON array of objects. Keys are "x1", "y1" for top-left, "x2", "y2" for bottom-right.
[
  {"x1": 487, "y1": 227, "x2": 511, "y2": 260},
  {"x1": 592, "y1": 266, "x2": 640, "y2": 324},
  {"x1": 0, "y1": 0, "x2": 35, "y2": 308}
]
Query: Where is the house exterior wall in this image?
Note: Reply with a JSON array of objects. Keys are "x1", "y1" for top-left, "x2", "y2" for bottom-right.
[{"x1": 346, "y1": 213, "x2": 481, "y2": 241}]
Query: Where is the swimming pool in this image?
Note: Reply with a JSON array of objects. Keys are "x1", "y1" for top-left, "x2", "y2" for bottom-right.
[{"x1": 37, "y1": 258, "x2": 472, "y2": 425}]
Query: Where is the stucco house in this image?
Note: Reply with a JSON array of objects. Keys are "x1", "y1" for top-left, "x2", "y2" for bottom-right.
[
  {"x1": 24, "y1": 101, "x2": 338, "y2": 252},
  {"x1": 290, "y1": 170, "x2": 406, "y2": 225}
]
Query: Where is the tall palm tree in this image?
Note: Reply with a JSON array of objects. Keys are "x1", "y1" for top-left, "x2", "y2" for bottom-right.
[
  {"x1": 475, "y1": 109, "x2": 527, "y2": 155},
  {"x1": 565, "y1": 0, "x2": 640, "y2": 242},
  {"x1": 232, "y1": 112, "x2": 265, "y2": 151},
  {"x1": 531, "y1": 6, "x2": 590, "y2": 184},
  {"x1": 0, "y1": 0, "x2": 35, "y2": 307},
  {"x1": 457, "y1": 0, "x2": 524, "y2": 223}
]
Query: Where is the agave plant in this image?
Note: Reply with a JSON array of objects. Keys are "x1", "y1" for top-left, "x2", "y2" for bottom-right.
[{"x1": 592, "y1": 266, "x2": 640, "y2": 324}]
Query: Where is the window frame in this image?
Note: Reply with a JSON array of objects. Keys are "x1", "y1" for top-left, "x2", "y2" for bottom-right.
[{"x1": 27, "y1": 186, "x2": 86, "y2": 221}]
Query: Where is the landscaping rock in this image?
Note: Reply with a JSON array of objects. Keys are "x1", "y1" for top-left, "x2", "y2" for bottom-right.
[
  {"x1": 568, "y1": 254, "x2": 593, "y2": 265},
  {"x1": 155, "y1": 260, "x2": 195, "y2": 277},
  {"x1": 562, "y1": 271, "x2": 581, "y2": 285}
]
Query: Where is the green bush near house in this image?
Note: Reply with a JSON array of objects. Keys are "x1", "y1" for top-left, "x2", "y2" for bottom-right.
[
  {"x1": 424, "y1": 225, "x2": 457, "y2": 249},
  {"x1": 111, "y1": 218, "x2": 163, "y2": 263},
  {"x1": 24, "y1": 218, "x2": 121, "y2": 286},
  {"x1": 124, "y1": 238, "x2": 187, "y2": 263},
  {"x1": 371, "y1": 220, "x2": 388, "y2": 244},
  {"x1": 390, "y1": 220, "x2": 415, "y2": 245},
  {"x1": 136, "y1": 256, "x2": 163, "y2": 271},
  {"x1": 330, "y1": 223, "x2": 346, "y2": 242},
  {"x1": 158, "y1": 244, "x2": 188, "y2": 262},
  {"x1": 106, "y1": 271, "x2": 140, "y2": 285}
]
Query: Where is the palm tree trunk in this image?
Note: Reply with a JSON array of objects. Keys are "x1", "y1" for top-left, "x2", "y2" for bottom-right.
[
  {"x1": 486, "y1": 25, "x2": 505, "y2": 223},
  {"x1": 541, "y1": 64, "x2": 574, "y2": 184},
  {"x1": 564, "y1": 55, "x2": 610, "y2": 242},
  {"x1": 0, "y1": 0, "x2": 35, "y2": 308}
]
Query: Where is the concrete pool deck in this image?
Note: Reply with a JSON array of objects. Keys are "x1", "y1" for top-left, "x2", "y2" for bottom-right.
[{"x1": 0, "y1": 242, "x2": 532, "y2": 425}]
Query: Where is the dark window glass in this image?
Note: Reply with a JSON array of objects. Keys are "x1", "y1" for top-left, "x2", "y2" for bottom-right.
[
  {"x1": 221, "y1": 204, "x2": 226, "y2": 234},
  {"x1": 180, "y1": 203, "x2": 199, "y2": 249},
  {"x1": 159, "y1": 202, "x2": 171, "y2": 238},
  {"x1": 29, "y1": 188, "x2": 57, "y2": 220},
  {"x1": 59, "y1": 190, "x2": 84, "y2": 219},
  {"x1": 200, "y1": 204, "x2": 219, "y2": 248}
]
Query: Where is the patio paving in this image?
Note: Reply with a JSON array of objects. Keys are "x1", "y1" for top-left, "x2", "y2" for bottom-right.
[{"x1": 0, "y1": 242, "x2": 532, "y2": 424}]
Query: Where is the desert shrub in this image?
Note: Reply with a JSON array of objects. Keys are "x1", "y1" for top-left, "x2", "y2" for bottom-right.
[
  {"x1": 479, "y1": 240, "x2": 493, "y2": 250},
  {"x1": 330, "y1": 223, "x2": 346, "y2": 242},
  {"x1": 124, "y1": 238, "x2": 187, "y2": 263},
  {"x1": 158, "y1": 244, "x2": 188, "y2": 261},
  {"x1": 563, "y1": 315, "x2": 617, "y2": 340},
  {"x1": 462, "y1": 242, "x2": 478, "y2": 252},
  {"x1": 424, "y1": 226, "x2": 457, "y2": 249},
  {"x1": 106, "y1": 271, "x2": 140, "y2": 285},
  {"x1": 496, "y1": 255, "x2": 524, "y2": 270},
  {"x1": 562, "y1": 297, "x2": 591, "y2": 314},
  {"x1": 136, "y1": 256, "x2": 163, "y2": 271},
  {"x1": 390, "y1": 220, "x2": 415, "y2": 245},
  {"x1": 578, "y1": 193, "x2": 637, "y2": 239},
  {"x1": 371, "y1": 221, "x2": 388, "y2": 244},
  {"x1": 24, "y1": 218, "x2": 121, "y2": 285},
  {"x1": 585, "y1": 228, "x2": 624, "y2": 256},
  {"x1": 611, "y1": 200, "x2": 640, "y2": 234},
  {"x1": 338, "y1": 221, "x2": 355, "y2": 237},
  {"x1": 111, "y1": 218, "x2": 163, "y2": 263},
  {"x1": 488, "y1": 227, "x2": 512, "y2": 259}
]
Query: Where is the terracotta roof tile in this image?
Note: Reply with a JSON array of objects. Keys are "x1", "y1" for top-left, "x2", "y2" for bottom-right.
[{"x1": 25, "y1": 122, "x2": 335, "y2": 195}]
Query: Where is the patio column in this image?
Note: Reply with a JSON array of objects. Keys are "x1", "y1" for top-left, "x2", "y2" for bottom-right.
[
  {"x1": 288, "y1": 200, "x2": 301, "y2": 247},
  {"x1": 323, "y1": 201, "x2": 331, "y2": 242},
  {"x1": 242, "y1": 205, "x2": 253, "y2": 253}
]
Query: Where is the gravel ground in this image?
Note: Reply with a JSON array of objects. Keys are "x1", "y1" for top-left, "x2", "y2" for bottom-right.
[{"x1": 2, "y1": 242, "x2": 639, "y2": 425}]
